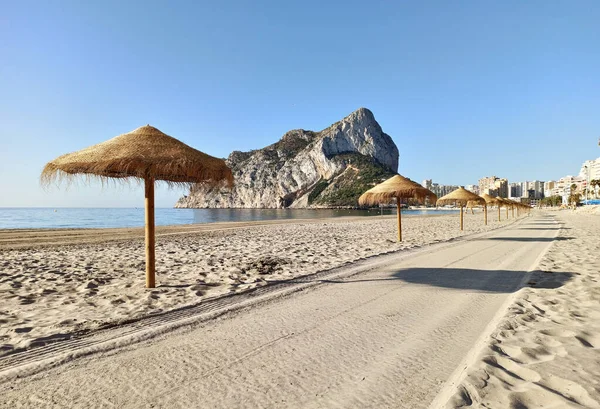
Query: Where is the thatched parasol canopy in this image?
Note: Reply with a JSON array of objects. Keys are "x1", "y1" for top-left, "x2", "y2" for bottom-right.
[
  {"x1": 480, "y1": 193, "x2": 499, "y2": 206},
  {"x1": 358, "y1": 174, "x2": 436, "y2": 242},
  {"x1": 437, "y1": 187, "x2": 485, "y2": 231},
  {"x1": 41, "y1": 125, "x2": 233, "y2": 288},
  {"x1": 41, "y1": 125, "x2": 233, "y2": 186},
  {"x1": 436, "y1": 187, "x2": 485, "y2": 207},
  {"x1": 358, "y1": 175, "x2": 437, "y2": 206},
  {"x1": 479, "y1": 193, "x2": 500, "y2": 225}
]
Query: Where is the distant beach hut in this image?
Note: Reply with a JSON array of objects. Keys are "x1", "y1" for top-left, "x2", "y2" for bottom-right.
[
  {"x1": 436, "y1": 187, "x2": 485, "y2": 231},
  {"x1": 41, "y1": 125, "x2": 233, "y2": 288},
  {"x1": 358, "y1": 174, "x2": 437, "y2": 241}
]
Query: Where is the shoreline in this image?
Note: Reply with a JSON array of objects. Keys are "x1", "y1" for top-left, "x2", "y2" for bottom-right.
[
  {"x1": 0, "y1": 212, "x2": 456, "y2": 250},
  {"x1": 0, "y1": 206, "x2": 457, "y2": 231}
]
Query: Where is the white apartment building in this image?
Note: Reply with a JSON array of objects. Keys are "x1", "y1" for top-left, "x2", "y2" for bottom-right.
[
  {"x1": 579, "y1": 157, "x2": 600, "y2": 183},
  {"x1": 544, "y1": 181, "x2": 559, "y2": 197}
]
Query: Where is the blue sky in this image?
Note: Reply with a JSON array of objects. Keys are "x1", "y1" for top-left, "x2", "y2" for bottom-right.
[{"x1": 1, "y1": 0, "x2": 599, "y2": 207}]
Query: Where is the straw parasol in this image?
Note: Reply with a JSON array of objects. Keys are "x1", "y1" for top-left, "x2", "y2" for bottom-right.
[
  {"x1": 480, "y1": 193, "x2": 499, "y2": 225},
  {"x1": 436, "y1": 187, "x2": 485, "y2": 230},
  {"x1": 358, "y1": 174, "x2": 437, "y2": 241},
  {"x1": 41, "y1": 125, "x2": 233, "y2": 288},
  {"x1": 496, "y1": 197, "x2": 513, "y2": 219}
]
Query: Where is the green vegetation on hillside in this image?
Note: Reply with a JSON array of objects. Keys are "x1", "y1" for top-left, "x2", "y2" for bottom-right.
[
  {"x1": 310, "y1": 153, "x2": 397, "y2": 207},
  {"x1": 271, "y1": 130, "x2": 318, "y2": 159},
  {"x1": 308, "y1": 179, "x2": 330, "y2": 204}
]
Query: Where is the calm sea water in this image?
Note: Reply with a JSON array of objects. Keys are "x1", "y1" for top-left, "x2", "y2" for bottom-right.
[{"x1": 0, "y1": 208, "x2": 459, "y2": 230}]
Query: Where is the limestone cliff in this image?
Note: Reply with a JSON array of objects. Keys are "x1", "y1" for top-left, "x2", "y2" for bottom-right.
[{"x1": 175, "y1": 108, "x2": 399, "y2": 208}]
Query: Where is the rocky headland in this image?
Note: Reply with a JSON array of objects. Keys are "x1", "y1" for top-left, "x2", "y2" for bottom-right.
[{"x1": 175, "y1": 108, "x2": 399, "y2": 208}]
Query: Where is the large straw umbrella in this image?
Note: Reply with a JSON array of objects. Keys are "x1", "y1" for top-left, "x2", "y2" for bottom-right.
[
  {"x1": 437, "y1": 187, "x2": 485, "y2": 230},
  {"x1": 41, "y1": 125, "x2": 233, "y2": 288},
  {"x1": 497, "y1": 198, "x2": 511, "y2": 219},
  {"x1": 480, "y1": 193, "x2": 499, "y2": 225},
  {"x1": 358, "y1": 174, "x2": 437, "y2": 241},
  {"x1": 495, "y1": 197, "x2": 508, "y2": 221}
]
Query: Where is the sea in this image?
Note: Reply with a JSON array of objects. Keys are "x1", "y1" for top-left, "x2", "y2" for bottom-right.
[{"x1": 0, "y1": 208, "x2": 459, "y2": 230}]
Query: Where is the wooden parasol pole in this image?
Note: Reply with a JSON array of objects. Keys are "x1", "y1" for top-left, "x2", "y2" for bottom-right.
[
  {"x1": 460, "y1": 205, "x2": 464, "y2": 230},
  {"x1": 512, "y1": 206, "x2": 515, "y2": 218},
  {"x1": 484, "y1": 204, "x2": 488, "y2": 225},
  {"x1": 396, "y1": 199, "x2": 402, "y2": 242},
  {"x1": 145, "y1": 177, "x2": 156, "y2": 288},
  {"x1": 506, "y1": 206, "x2": 509, "y2": 219},
  {"x1": 498, "y1": 206, "x2": 501, "y2": 221}
]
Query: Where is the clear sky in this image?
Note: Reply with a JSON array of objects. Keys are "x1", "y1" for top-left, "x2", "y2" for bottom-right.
[{"x1": 1, "y1": 0, "x2": 599, "y2": 207}]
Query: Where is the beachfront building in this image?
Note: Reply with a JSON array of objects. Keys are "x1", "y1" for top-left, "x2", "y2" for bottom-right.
[
  {"x1": 423, "y1": 180, "x2": 460, "y2": 199},
  {"x1": 509, "y1": 182, "x2": 524, "y2": 199},
  {"x1": 579, "y1": 158, "x2": 600, "y2": 199},
  {"x1": 544, "y1": 181, "x2": 559, "y2": 197},
  {"x1": 478, "y1": 176, "x2": 508, "y2": 198},
  {"x1": 478, "y1": 176, "x2": 497, "y2": 196},
  {"x1": 579, "y1": 157, "x2": 600, "y2": 181},
  {"x1": 556, "y1": 175, "x2": 586, "y2": 204},
  {"x1": 494, "y1": 178, "x2": 508, "y2": 198},
  {"x1": 527, "y1": 180, "x2": 545, "y2": 199},
  {"x1": 465, "y1": 184, "x2": 479, "y2": 195},
  {"x1": 508, "y1": 181, "x2": 545, "y2": 199}
]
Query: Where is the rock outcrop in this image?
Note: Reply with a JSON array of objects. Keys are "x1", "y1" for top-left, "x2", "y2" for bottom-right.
[{"x1": 175, "y1": 108, "x2": 399, "y2": 208}]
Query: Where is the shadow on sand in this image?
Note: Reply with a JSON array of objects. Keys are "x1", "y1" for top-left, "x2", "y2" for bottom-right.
[
  {"x1": 269, "y1": 268, "x2": 573, "y2": 293},
  {"x1": 517, "y1": 227, "x2": 570, "y2": 231},
  {"x1": 485, "y1": 237, "x2": 573, "y2": 242}
]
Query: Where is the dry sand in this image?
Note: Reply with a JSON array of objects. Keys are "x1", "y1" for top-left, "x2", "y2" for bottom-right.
[
  {"x1": 0, "y1": 211, "x2": 548, "y2": 408},
  {"x1": 443, "y1": 211, "x2": 600, "y2": 408},
  {"x1": 0, "y1": 211, "x2": 510, "y2": 356}
]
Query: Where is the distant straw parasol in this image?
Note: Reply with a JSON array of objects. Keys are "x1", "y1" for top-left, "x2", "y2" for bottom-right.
[
  {"x1": 480, "y1": 193, "x2": 499, "y2": 225},
  {"x1": 496, "y1": 197, "x2": 512, "y2": 220},
  {"x1": 358, "y1": 174, "x2": 437, "y2": 241},
  {"x1": 41, "y1": 125, "x2": 233, "y2": 288},
  {"x1": 436, "y1": 187, "x2": 485, "y2": 230}
]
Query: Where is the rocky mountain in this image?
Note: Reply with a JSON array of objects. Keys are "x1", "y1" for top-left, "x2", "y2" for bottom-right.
[{"x1": 175, "y1": 108, "x2": 399, "y2": 208}]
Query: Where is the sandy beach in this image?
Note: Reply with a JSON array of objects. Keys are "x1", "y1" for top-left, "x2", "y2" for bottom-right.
[
  {"x1": 1, "y1": 211, "x2": 508, "y2": 356},
  {"x1": 0, "y1": 211, "x2": 545, "y2": 408},
  {"x1": 2, "y1": 210, "x2": 599, "y2": 408},
  {"x1": 443, "y1": 210, "x2": 600, "y2": 408}
]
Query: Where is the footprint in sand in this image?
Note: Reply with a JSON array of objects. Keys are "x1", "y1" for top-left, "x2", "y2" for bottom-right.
[
  {"x1": 539, "y1": 328, "x2": 576, "y2": 338},
  {"x1": 483, "y1": 355, "x2": 541, "y2": 382}
]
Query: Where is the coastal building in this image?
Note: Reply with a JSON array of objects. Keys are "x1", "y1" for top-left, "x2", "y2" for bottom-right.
[
  {"x1": 478, "y1": 176, "x2": 498, "y2": 196},
  {"x1": 509, "y1": 182, "x2": 524, "y2": 199},
  {"x1": 544, "y1": 181, "x2": 558, "y2": 197},
  {"x1": 556, "y1": 175, "x2": 586, "y2": 204},
  {"x1": 579, "y1": 157, "x2": 600, "y2": 191},
  {"x1": 508, "y1": 181, "x2": 545, "y2": 199},
  {"x1": 478, "y1": 176, "x2": 509, "y2": 198},
  {"x1": 483, "y1": 188, "x2": 499, "y2": 197},
  {"x1": 424, "y1": 181, "x2": 460, "y2": 199},
  {"x1": 465, "y1": 184, "x2": 479, "y2": 195},
  {"x1": 494, "y1": 178, "x2": 508, "y2": 198}
]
